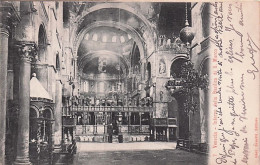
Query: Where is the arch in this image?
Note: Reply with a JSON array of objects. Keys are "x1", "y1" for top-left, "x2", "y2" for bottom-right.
[
  {"x1": 170, "y1": 55, "x2": 189, "y2": 63},
  {"x1": 73, "y1": 3, "x2": 156, "y2": 47},
  {"x1": 169, "y1": 56, "x2": 191, "y2": 139},
  {"x1": 92, "y1": 33, "x2": 98, "y2": 41},
  {"x1": 84, "y1": 33, "x2": 90, "y2": 40},
  {"x1": 78, "y1": 50, "x2": 130, "y2": 77},
  {"x1": 74, "y1": 21, "x2": 145, "y2": 61},
  {"x1": 75, "y1": 3, "x2": 153, "y2": 30},
  {"x1": 131, "y1": 44, "x2": 141, "y2": 74},
  {"x1": 29, "y1": 107, "x2": 39, "y2": 144},
  {"x1": 198, "y1": 56, "x2": 210, "y2": 75},
  {"x1": 38, "y1": 24, "x2": 48, "y2": 62},
  {"x1": 38, "y1": 24, "x2": 47, "y2": 45},
  {"x1": 43, "y1": 106, "x2": 54, "y2": 119},
  {"x1": 170, "y1": 57, "x2": 189, "y2": 78},
  {"x1": 30, "y1": 105, "x2": 40, "y2": 118}
]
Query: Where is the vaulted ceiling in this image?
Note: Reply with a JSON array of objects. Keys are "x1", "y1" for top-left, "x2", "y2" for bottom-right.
[
  {"x1": 77, "y1": 26, "x2": 133, "y2": 75},
  {"x1": 63, "y1": 2, "x2": 188, "y2": 78},
  {"x1": 72, "y1": 5, "x2": 155, "y2": 77}
]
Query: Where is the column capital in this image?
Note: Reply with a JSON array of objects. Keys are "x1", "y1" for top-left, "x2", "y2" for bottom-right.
[{"x1": 15, "y1": 41, "x2": 38, "y2": 63}]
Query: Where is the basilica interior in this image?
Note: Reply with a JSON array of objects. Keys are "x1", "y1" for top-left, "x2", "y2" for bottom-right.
[{"x1": 0, "y1": 2, "x2": 210, "y2": 164}]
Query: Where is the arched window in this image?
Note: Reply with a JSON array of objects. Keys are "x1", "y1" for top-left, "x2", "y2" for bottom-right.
[
  {"x1": 56, "y1": 53, "x2": 60, "y2": 71},
  {"x1": 170, "y1": 58, "x2": 187, "y2": 78},
  {"x1": 38, "y1": 25, "x2": 47, "y2": 62},
  {"x1": 92, "y1": 33, "x2": 98, "y2": 41},
  {"x1": 128, "y1": 34, "x2": 132, "y2": 40},
  {"x1": 147, "y1": 62, "x2": 151, "y2": 80},
  {"x1": 84, "y1": 33, "x2": 89, "y2": 40},
  {"x1": 29, "y1": 108, "x2": 38, "y2": 142},
  {"x1": 120, "y1": 36, "x2": 125, "y2": 43},
  {"x1": 84, "y1": 81, "x2": 89, "y2": 92},
  {"x1": 131, "y1": 44, "x2": 140, "y2": 74},
  {"x1": 112, "y1": 36, "x2": 117, "y2": 43}
]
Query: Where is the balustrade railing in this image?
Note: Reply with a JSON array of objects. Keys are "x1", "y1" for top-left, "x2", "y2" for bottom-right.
[{"x1": 62, "y1": 105, "x2": 154, "y2": 116}]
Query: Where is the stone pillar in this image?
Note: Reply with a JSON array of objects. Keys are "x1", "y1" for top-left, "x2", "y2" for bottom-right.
[
  {"x1": 139, "y1": 112, "x2": 142, "y2": 133},
  {"x1": 104, "y1": 112, "x2": 107, "y2": 134},
  {"x1": 199, "y1": 89, "x2": 208, "y2": 143},
  {"x1": 0, "y1": 20, "x2": 10, "y2": 165},
  {"x1": 74, "y1": 58, "x2": 78, "y2": 95},
  {"x1": 14, "y1": 43, "x2": 37, "y2": 165},
  {"x1": 54, "y1": 78, "x2": 62, "y2": 147},
  {"x1": 128, "y1": 112, "x2": 131, "y2": 133},
  {"x1": 154, "y1": 127, "x2": 157, "y2": 141},
  {"x1": 94, "y1": 112, "x2": 97, "y2": 133},
  {"x1": 167, "y1": 128, "x2": 169, "y2": 142}
]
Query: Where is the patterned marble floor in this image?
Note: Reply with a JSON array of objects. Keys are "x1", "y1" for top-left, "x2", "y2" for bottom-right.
[{"x1": 56, "y1": 142, "x2": 208, "y2": 165}]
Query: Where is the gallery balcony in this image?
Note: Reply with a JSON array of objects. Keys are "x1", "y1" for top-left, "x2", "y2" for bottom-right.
[{"x1": 158, "y1": 36, "x2": 189, "y2": 54}]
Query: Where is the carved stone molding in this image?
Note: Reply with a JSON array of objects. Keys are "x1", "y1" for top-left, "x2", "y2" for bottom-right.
[
  {"x1": 0, "y1": 2, "x2": 21, "y2": 30},
  {"x1": 0, "y1": 12, "x2": 12, "y2": 33}
]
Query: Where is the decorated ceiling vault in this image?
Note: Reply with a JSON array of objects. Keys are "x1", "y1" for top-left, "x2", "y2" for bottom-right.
[{"x1": 0, "y1": 1, "x2": 210, "y2": 164}]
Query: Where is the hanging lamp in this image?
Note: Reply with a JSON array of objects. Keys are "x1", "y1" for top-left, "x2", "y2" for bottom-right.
[{"x1": 180, "y1": 3, "x2": 195, "y2": 46}]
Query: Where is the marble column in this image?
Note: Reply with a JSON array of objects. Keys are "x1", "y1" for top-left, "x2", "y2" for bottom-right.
[
  {"x1": 0, "y1": 21, "x2": 10, "y2": 165},
  {"x1": 199, "y1": 89, "x2": 208, "y2": 143},
  {"x1": 54, "y1": 78, "x2": 62, "y2": 147},
  {"x1": 14, "y1": 43, "x2": 37, "y2": 165},
  {"x1": 167, "y1": 128, "x2": 170, "y2": 142},
  {"x1": 139, "y1": 112, "x2": 142, "y2": 133},
  {"x1": 95, "y1": 113, "x2": 97, "y2": 133},
  {"x1": 154, "y1": 127, "x2": 157, "y2": 141},
  {"x1": 104, "y1": 112, "x2": 107, "y2": 134},
  {"x1": 128, "y1": 112, "x2": 131, "y2": 133}
]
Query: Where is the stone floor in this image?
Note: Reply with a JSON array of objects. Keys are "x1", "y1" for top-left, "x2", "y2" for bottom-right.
[{"x1": 55, "y1": 142, "x2": 208, "y2": 165}]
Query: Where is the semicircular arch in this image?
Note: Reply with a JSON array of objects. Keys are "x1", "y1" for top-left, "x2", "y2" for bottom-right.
[
  {"x1": 43, "y1": 106, "x2": 54, "y2": 119},
  {"x1": 30, "y1": 105, "x2": 40, "y2": 118},
  {"x1": 73, "y1": 3, "x2": 156, "y2": 43},
  {"x1": 78, "y1": 50, "x2": 129, "y2": 77}
]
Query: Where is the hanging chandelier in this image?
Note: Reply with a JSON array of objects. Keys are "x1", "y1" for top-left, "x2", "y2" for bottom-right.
[
  {"x1": 179, "y1": 3, "x2": 195, "y2": 49},
  {"x1": 116, "y1": 8, "x2": 122, "y2": 97},
  {"x1": 166, "y1": 3, "x2": 208, "y2": 115}
]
